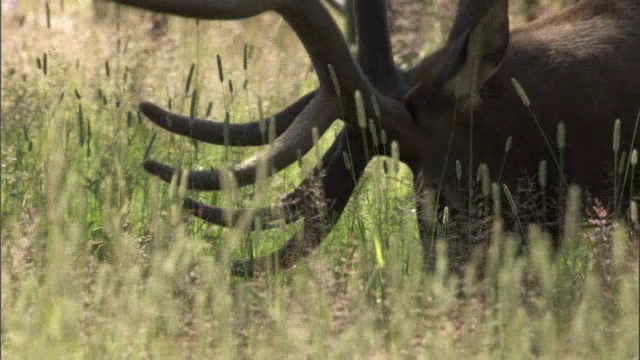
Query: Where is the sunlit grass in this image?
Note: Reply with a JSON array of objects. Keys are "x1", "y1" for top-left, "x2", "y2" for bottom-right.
[{"x1": 2, "y1": 1, "x2": 638, "y2": 358}]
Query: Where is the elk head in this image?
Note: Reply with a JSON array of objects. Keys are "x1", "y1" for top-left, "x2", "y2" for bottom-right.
[{"x1": 115, "y1": 0, "x2": 639, "y2": 276}]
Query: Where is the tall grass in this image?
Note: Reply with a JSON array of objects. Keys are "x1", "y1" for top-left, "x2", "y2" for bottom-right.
[{"x1": 2, "y1": 2, "x2": 638, "y2": 358}]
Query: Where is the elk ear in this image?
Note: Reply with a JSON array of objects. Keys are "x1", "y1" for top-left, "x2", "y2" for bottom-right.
[{"x1": 443, "y1": 1, "x2": 510, "y2": 109}]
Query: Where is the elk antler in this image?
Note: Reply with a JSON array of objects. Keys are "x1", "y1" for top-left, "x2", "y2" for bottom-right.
[
  {"x1": 115, "y1": 0, "x2": 416, "y2": 189},
  {"x1": 115, "y1": 0, "x2": 421, "y2": 275},
  {"x1": 138, "y1": 92, "x2": 315, "y2": 147}
]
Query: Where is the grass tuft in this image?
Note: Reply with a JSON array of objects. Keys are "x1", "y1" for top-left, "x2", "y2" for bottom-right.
[{"x1": 1, "y1": 2, "x2": 637, "y2": 358}]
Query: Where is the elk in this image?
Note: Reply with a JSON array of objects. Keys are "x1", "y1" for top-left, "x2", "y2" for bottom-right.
[{"x1": 114, "y1": 0, "x2": 639, "y2": 276}]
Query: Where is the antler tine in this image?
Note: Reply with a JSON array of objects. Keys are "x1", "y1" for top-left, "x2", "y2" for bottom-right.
[
  {"x1": 354, "y1": 0, "x2": 401, "y2": 93},
  {"x1": 184, "y1": 197, "x2": 302, "y2": 230},
  {"x1": 143, "y1": 92, "x2": 339, "y2": 190},
  {"x1": 181, "y1": 127, "x2": 353, "y2": 229},
  {"x1": 138, "y1": 92, "x2": 314, "y2": 147}
]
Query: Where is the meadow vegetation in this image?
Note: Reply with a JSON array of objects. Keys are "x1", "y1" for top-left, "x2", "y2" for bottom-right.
[{"x1": 2, "y1": 1, "x2": 638, "y2": 358}]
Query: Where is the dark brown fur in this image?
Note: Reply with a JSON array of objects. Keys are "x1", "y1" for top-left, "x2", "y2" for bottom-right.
[{"x1": 407, "y1": 0, "x2": 639, "y2": 211}]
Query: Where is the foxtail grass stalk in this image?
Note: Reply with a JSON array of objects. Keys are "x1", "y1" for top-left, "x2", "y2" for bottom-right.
[
  {"x1": 492, "y1": 182, "x2": 502, "y2": 218},
  {"x1": 562, "y1": 185, "x2": 582, "y2": 248},
  {"x1": 630, "y1": 149, "x2": 637, "y2": 206},
  {"x1": 216, "y1": 54, "x2": 224, "y2": 83},
  {"x1": 613, "y1": 119, "x2": 621, "y2": 213},
  {"x1": 391, "y1": 141, "x2": 400, "y2": 174},
  {"x1": 354, "y1": 90, "x2": 370, "y2": 161},
  {"x1": 630, "y1": 200, "x2": 638, "y2": 227},
  {"x1": 456, "y1": 160, "x2": 462, "y2": 193},
  {"x1": 184, "y1": 63, "x2": 195, "y2": 94},
  {"x1": 616, "y1": 109, "x2": 639, "y2": 214},
  {"x1": 511, "y1": 78, "x2": 567, "y2": 187},
  {"x1": 539, "y1": 160, "x2": 548, "y2": 221},
  {"x1": 498, "y1": 136, "x2": 512, "y2": 182},
  {"x1": 45, "y1": 2, "x2": 51, "y2": 29},
  {"x1": 502, "y1": 184, "x2": 525, "y2": 237}
]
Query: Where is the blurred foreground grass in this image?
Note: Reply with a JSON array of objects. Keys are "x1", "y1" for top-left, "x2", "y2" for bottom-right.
[{"x1": 1, "y1": 1, "x2": 638, "y2": 358}]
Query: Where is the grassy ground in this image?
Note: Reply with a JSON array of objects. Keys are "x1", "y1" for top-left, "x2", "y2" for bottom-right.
[{"x1": 2, "y1": 1, "x2": 638, "y2": 358}]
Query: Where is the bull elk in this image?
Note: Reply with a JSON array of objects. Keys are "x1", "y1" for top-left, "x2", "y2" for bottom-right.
[{"x1": 113, "y1": 0, "x2": 639, "y2": 276}]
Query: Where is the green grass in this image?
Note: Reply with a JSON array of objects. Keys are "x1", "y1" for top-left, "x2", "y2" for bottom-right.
[{"x1": 2, "y1": 1, "x2": 638, "y2": 358}]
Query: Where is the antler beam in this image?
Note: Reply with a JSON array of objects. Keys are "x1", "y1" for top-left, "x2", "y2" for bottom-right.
[{"x1": 138, "y1": 92, "x2": 314, "y2": 147}]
